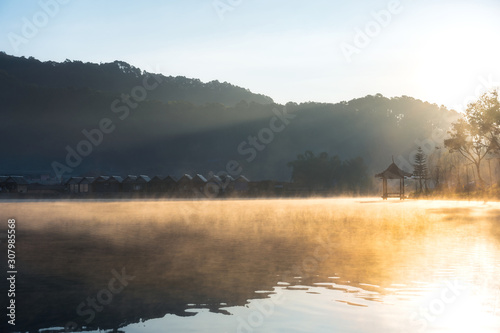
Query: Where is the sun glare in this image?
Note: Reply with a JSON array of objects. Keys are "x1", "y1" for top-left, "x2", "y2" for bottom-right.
[{"x1": 412, "y1": 18, "x2": 499, "y2": 110}]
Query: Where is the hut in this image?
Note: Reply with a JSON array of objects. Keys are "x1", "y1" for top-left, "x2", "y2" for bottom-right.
[
  {"x1": 149, "y1": 175, "x2": 177, "y2": 193},
  {"x1": 148, "y1": 176, "x2": 165, "y2": 192},
  {"x1": 0, "y1": 176, "x2": 7, "y2": 191},
  {"x1": 10, "y1": 176, "x2": 29, "y2": 193},
  {"x1": 79, "y1": 177, "x2": 94, "y2": 193},
  {"x1": 163, "y1": 175, "x2": 177, "y2": 193},
  {"x1": 177, "y1": 174, "x2": 194, "y2": 196},
  {"x1": 233, "y1": 175, "x2": 250, "y2": 194},
  {"x1": 207, "y1": 174, "x2": 222, "y2": 185},
  {"x1": 0, "y1": 176, "x2": 28, "y2": 193},
  {"x1": 122, "y1": 175, "x2": 137, "y2": 192},
  {"x1": 192, "y1": 174, "x2": 208, "y2": 195},
  {"x1": 375, "y1": 159, "x2": 412, "y2": 200},
  {"x1": 66, "y1": 177, "x2": 83, "y2": 193},
  {"x1": 122, "y1": 175, "x2": 150, "y2": 192},
  {"x1": 219, "y1": 175, "x2": 235, "y2": 194},
  {"x1": 66, "y1": 177, "x2": 94, "y2": 193},
  {"x1": 206, "y1": 174, "x2": 223, "y2": 197},
  {"x1": 92, "y1": 176, "x2": 123, "y2": 192}
]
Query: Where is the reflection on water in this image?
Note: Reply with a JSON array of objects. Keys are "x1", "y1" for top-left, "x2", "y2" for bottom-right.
[{"x1": 1, "y1": 198, "x2": 500, "y2": 332}]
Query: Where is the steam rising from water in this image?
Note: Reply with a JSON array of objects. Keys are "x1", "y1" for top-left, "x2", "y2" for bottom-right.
[{"x1": 1, "y1": 198, "x2": 500, "y2": 332}]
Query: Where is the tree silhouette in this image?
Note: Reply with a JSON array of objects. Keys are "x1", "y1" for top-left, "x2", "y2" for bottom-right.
[
  {"x1": 0, "y1": 53, "x2": 458, "y2": 179},
  {"x1": 466, "y1": 90, "x2": 500, "y2": 151},
  {"x1": 413, "y1": 146, "x2": 428, "y2": 193},
  {"x1": 444, "y1": 91, "x2": 499, "y2": 187},
  {"x1": 287, "y1": 151, "x2": 369, "y2": 193}
]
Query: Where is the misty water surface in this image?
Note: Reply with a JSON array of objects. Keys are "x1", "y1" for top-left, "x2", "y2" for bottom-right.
[{"x1": 1, "y1": 198, "x2": 500, "y2": 332}]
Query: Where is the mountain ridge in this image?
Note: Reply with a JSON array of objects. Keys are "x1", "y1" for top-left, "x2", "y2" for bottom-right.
[
  {"x1": 0, "y1": 53, "x2": 459, "y2": 181},
  {"x1": 0, "y1": 52, "x2": 274, "y2": 106}
]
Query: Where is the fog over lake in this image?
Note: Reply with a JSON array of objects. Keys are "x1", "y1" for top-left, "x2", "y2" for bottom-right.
[{"x1": 1, "y1": 198, "x2": 500, "y2": 332}]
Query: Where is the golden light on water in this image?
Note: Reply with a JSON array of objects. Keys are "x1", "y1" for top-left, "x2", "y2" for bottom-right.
[{"x1": 1, "y1": 198, "x2": 500, "y2": 332}]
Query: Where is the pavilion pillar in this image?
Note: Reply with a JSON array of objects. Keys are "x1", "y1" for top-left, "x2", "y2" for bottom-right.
[{"x1": 382, "y1": 178, "x2": 387, "y2": 200}]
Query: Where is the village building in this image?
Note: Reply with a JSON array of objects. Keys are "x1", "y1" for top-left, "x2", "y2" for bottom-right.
[
  {"x1": 92, "y1": 176, "x2": 123, "y2": 192},
  {"x1": 122, "y1": 175, "x2": 151, "y2": 192},
  {"x1": 206, "y1": 174, "x2": 224, "y2": 197},
  {"x1": 0, "y1": 172, "x2": 282, "y2": 198},
  {"x1": 218, "y1": 175, "x2": 237, "y2": 194},
  {"x1": 0, "y1": 176, "x2": 28, "y2": 193},
  {"x1": 148, "y1": 175, "x2": 178, "y2": 194},
  {"x1": 79, "y1": 177, "x2": 94, "y2": 193},
  {"x1": 66, "y1": 177, "x2": 83, "y2": 194},
  {"x1": 66, "y1": 177, "x2": 94, "y2": 193},
  {"x1": 148, "y1": 176, "x2": 165, "y2": 192},
  {"x1": 177, "y1": 174, "x2": 194, "y2": 196},
  {"x1": 233, "y1": 175, "x2": 250, "y2": 194},
  {"x1": 192, "y1": 174, "x2": 208, "y2": 196},
  {"x1": 163, "y1": 175, "x2": 178, "y2": 193}
]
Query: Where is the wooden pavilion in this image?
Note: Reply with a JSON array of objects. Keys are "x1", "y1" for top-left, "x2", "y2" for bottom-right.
[{"x1": 375, "y1": 159, "x2": 412, "y2": 200}]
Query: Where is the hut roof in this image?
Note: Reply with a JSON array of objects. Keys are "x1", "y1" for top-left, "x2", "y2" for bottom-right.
[
  {"x1": 123, "y1": 175, "x2": 150, "y2": 182},
  {"x1": 208, "y1": 175, "x2": 222, "y2": 183},
  {"x1": 80, "y1": 177, "x2": 94, "y2": 184},
  {"x1": 194, "y1": 174, "x2": 207, "y2": 183},
  {"x1": 164, "y1": 175, "x2": 177, "y2": 183},
  {"x1": 221, "y1": 175, "x2": 235, "y2": 183},
  {"x1": 236, "y1": 175, "x2": 250, "y2": 182},
  {"x1": 6, "y1": 176, "x2": 29, "y2": 185},
  {"x1": 138, "y1": 175, "x2": 151, "y2": 182},
  {"x1": 93, "y1": 176, "x2": 123, "y2": 183},
  {"x1": 150, "y1": 176, "x2": 164, "y2": 182},
  {"x1": 123, "y1": 175, "x2": 138, "y2": 182},
  {"x1": 93, "y1": 176, "x2": 110, "y2": 182},
  {"x1": 110, "y1": 176, "x2": 123, "y2": 183},
  {"x1": 178, "y1": 174, "x2": 193, "y2": 182},
  {"x1": 66, "y1": 177, "x2": 83, "y2": 185},
  {"x1": 375, "y1": 162, "x2": 412, "y2": 179}
]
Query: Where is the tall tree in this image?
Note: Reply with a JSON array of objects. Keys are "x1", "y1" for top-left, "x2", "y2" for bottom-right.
[
  {"x1": 444, "y1": 90, "x2": 500, "y2": 187},
  {"x1": 466, "y1": 89, "x2": 500, "y2": 151},
  {"x1": 444, "y1": 118, "x2": 493, "y2": 186},
  {"x1": 413, "y1": 146, "x2": 428, "y2": 193}
]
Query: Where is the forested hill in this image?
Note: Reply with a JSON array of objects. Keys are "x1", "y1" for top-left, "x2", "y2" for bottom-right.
[
  {"x1": 0, "y1": 52, "x2": 273, "y2": 106},
  {"x1": 0, "y1": 53, "x2": 459, "y2": 180}
]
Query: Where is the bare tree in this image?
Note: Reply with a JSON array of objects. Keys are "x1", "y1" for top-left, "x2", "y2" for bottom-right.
[{"x1": 444, "y1": 118, "x2": 493, "y2": 186}]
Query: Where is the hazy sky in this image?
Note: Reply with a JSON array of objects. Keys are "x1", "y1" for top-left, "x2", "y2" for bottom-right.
[{"x1": 1, "y1": 0, "x2": 499, "y2": 111}]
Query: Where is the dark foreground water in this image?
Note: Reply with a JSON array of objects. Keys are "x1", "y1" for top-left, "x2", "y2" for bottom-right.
[{"x1": 1, "y1": 198, "x2": 500, "y2": 332}]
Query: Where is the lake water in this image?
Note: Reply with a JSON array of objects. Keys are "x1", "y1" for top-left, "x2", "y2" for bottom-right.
[{"x1": 1, "y1": 198, "x2": 500, "y2": 332}]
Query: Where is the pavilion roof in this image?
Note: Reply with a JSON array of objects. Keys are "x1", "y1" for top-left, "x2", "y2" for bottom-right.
[{"x1": 375, "y1": 162, "x2": 412, "y2": 179}]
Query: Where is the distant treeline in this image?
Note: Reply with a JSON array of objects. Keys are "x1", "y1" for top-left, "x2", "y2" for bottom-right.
[
  {"x1": 0, "y1": 53, "x2": 459, "y2": 182},
  {"x1": 288, "y1": 151, "x2": 371, "y2": 193},
  {"x1": 0, "y1": 52, "x2": 273, "y2": 106}
]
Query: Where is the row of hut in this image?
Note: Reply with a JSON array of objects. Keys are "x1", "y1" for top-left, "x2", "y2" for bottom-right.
[
  {"x1": 66, "y1": 174, "x2": 251, "y2": 196},
  {"x1": 0, "y1": 174, "x2": 253, "y2": 197}
]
